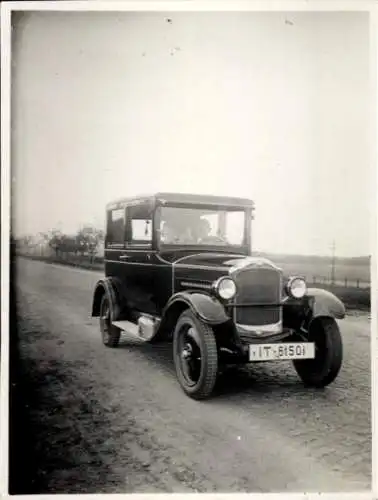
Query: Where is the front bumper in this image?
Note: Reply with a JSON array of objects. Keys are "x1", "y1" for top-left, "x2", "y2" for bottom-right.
[
  {"x1": 236, "y1": 327, "x2": 295, "y2": 345},
  {"x1": 236, "y1": 319, "x2": 294, "y2": 343}
]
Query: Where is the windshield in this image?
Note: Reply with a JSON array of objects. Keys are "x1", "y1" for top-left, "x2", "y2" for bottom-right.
[{"x1": 160, "y1": 206, "x2": 247, "y2": 247}]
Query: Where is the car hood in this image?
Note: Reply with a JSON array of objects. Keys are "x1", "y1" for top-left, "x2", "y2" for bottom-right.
[
  {"x1": 170, "y1": 252, "x2": 283, "y2": 296},
  {"x1": 172, "y1": 253, "x2": 280, "y2": 272}
]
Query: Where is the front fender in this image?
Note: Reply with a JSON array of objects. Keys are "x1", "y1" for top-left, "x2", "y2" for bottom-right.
[
  {"x1": 307, "y1": 287, "x2": 346, "y2": 319},
  {"x1": 91, "y1": 277, "x2": 124, "y2": 320},
  {"x1": 283, "y1": 287, "x2": 345, "y2": 330},
  {"x1": 165, "y1": 291, "x2": 230, "y2": 325},
  {"x1": 151, "y1": 291, "x2": 230, "y2": 343}
]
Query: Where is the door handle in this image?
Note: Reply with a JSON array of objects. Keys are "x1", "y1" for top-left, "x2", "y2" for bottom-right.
[{"x1": 120, "y1": 255, "x2": 130, "y2": 260}]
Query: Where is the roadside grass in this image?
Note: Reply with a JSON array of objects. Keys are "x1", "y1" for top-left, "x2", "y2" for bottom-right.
[
  {"x1": 18, "y1": 253, "x2": 104, "y2": 271},
  {"x1": 16, "y1": 253, "x2": 370, "y2": 311},
  {"x1": 308, "y1": 283, "x2": 370, "y2": 311}
]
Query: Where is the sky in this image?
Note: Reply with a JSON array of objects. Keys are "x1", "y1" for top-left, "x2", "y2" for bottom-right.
[{"x1": 11, "y1": 10, "x2": 372, "y2": 256}]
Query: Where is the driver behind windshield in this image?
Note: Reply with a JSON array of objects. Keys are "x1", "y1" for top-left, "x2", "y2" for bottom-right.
[
  {"x1": 161, "y1": 213, "x2": 225, "y2": 244},
  {"x1": 161, "y1": 220, "x2": 192, "y2": 244},
  {"x1": 192, "y1": 217, "x2": 211, "y2": 242},
  {"x1": 196, "y1": 218, "x2": 226, "y2": 244}
]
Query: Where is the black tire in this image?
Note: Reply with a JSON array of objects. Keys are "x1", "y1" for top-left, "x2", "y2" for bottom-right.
[
  {"x1": 293, "y1": 316, "x2": 342, "y2": 387},
  {"x1": 173, "y1": 310, "x2": 218, "y2": 400},
  {"x1": 99, "y1": 294, "x2": 121, "y2": 348}
]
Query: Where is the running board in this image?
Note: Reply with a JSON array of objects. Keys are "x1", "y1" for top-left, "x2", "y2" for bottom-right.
[{"x1": 111, "y1": 320, "x2": 146, "y2": 341}]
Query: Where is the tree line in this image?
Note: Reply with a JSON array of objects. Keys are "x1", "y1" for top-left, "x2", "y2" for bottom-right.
[{"x1": 14, "y1": 226, "x2": 105, "y2": 262}]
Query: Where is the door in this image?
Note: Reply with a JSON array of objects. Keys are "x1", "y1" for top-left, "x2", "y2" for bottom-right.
[
  {"x1": 104, "y1": 205, "x2": 126, "y2": 279},
  {"x1": 121, "y1": 203, "x2": 157, "y2": 316}
]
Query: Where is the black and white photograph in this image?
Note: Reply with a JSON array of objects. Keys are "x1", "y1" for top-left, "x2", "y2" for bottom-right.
[{"x1": 1, "y1": 1, "x2": 376, "y2": 497}]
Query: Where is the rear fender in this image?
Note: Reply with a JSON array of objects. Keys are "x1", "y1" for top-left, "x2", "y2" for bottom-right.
[{"x1": 91, "y1": 277, "x2": 125, "y2": 321}]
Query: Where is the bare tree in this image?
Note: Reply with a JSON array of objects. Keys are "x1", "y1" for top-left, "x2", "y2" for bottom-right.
[
  {"x1": 76, "y1": 226, "x2": 104, "y2": 263},
  {"x1": 48, "y1": 229, "x2": 64, "y2": 257}
]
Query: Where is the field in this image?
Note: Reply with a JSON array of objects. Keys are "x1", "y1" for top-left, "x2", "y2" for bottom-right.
[{"x1": 271, "y1": 260, "x2": 370, "y2": 288}]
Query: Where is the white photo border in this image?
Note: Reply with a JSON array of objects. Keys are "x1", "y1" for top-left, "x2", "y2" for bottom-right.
[{"x1": 1, "y1": 1, "x2": 377, "y2": 500}]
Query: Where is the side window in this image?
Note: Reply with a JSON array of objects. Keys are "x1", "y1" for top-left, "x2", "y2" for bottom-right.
[
  {"x1": 107, "y1": 208, "x2": 125, "y2": 244},
  {"x1": 126, "y1": 204, "x2": 153, "y2": 246},
  {"x1": 131, "y1": 219, "x2": 152, "y2": 242},
  {"x1": 225, "y1": 211, "x2": 245, "y2": 245}
]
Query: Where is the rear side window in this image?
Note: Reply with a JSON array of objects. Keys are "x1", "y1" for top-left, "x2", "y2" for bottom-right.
[
  {"x1": 107, "y1": 208, "x2": 125, "y2": 244},
  {"x1": 131, "y1": 219, "x2": 152, "y2": 242},
  {"x1": 126, "y1": 204, "x2": 153, "y2": 247}
]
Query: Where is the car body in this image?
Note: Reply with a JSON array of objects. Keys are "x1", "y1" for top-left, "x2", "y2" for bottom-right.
[{"x1": 91, "y1": 192, "x2": 345, "y2": 399}]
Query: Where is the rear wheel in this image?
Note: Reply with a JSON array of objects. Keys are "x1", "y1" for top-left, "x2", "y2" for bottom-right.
[
  {"x1": 99, "y1": 294, "x2": 121, "y2": 348},
  {"x1": 293, "y1": 317, "x2": 342, "y2": 387},
  {"x1": 173, "y1": 310, "x2": 218, "y2": 400}
]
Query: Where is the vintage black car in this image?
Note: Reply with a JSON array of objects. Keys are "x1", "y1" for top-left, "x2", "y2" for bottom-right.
[{"x1": 91, "y1": 192, "x2": 345, "y2": 399}]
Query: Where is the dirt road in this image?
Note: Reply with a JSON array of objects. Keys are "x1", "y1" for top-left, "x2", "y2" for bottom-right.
[{"x1": 11, "y1": 258, "x2": 371, "y2": 493}]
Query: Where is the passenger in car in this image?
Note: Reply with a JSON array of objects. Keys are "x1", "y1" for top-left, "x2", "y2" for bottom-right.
[
  {"x1": 161, "y1": 221, "x2": 178, "y2": 243},
  {"x1": 193, "y1": 218, "x2": 211, "y2": 242}
]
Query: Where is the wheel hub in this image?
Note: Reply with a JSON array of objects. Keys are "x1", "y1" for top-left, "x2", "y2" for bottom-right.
[{"x1": 182, "y1": 343, "x2": 193, "y2": 359}]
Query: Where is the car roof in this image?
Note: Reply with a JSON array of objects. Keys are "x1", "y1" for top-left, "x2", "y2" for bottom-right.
[{"x1": 106, "y1": 192, "x2": 255, "y2": 210}]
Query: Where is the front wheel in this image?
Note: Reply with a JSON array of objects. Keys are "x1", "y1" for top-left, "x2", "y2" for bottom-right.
[
  {"x1": 173, "y1": 310, "x2": 218, "y2": 400},
  {"x1": 293, "y1": 316, "x2": 342, "y2": 387}
]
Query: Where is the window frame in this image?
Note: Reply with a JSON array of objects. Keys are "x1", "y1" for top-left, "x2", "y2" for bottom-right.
[
  {"x1": 157, "y1": 204, "x2": 250, "y2": 251},
  {"x1": 125, "y1": 201, "x2": 155, "y2": 250},
  {"x1": 106, "y1": 205, "x2": 127, "y2": 248}
]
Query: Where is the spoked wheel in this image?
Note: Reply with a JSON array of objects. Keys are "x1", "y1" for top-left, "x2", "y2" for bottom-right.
[
  {"x1": 293, "y1": 316, "x2": 343, "y2": 387},
  {"x1": 99, "y1": 295, "x2": 121, "y2": 348},
  {"x1": 173, "y1": 310, "x2": 218, "y2": 400}
]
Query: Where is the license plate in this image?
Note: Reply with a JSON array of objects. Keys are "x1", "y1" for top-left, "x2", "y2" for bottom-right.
[{"x1": 249, "y1": 342, "x2": 315, "y2": 361}]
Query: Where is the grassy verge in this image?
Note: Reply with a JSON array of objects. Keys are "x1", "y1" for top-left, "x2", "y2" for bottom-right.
[
  {"x1": 17, "y1": 253, "x2": 370, "y2": 311},
  {"x1": 309, "y1": 283, "x2": 370, "y2": 311},
  {"x1": 17, "y1": 253, "x2": 104, "y2": 271}
]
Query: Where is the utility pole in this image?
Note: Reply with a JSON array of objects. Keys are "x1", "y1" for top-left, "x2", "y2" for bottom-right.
[{"x1": 331, "y1": 239, "x2": 336, "y2": 286}]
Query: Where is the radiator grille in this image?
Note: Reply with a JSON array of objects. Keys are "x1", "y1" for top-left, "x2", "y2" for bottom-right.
[{"x1": 234, "y1": 267, "x2": 282, "y2": 326}]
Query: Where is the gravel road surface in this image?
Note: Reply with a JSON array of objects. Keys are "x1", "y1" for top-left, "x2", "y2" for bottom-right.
[{"x1": 11, "y1": 258, "x2": 371, "y2": 493}]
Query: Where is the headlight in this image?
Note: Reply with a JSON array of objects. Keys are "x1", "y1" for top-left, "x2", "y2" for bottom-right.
[
  {"x1": 285, "y1": 276, "x2": 307, "y2": 299},
  {"x1": 213, "y1": 277, "x2": 237, "y2": 300}
]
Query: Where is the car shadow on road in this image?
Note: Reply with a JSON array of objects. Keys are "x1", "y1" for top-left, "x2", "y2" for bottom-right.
[{"x1": 117, "y1": 335, "x2": 329, "y2": 401}]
